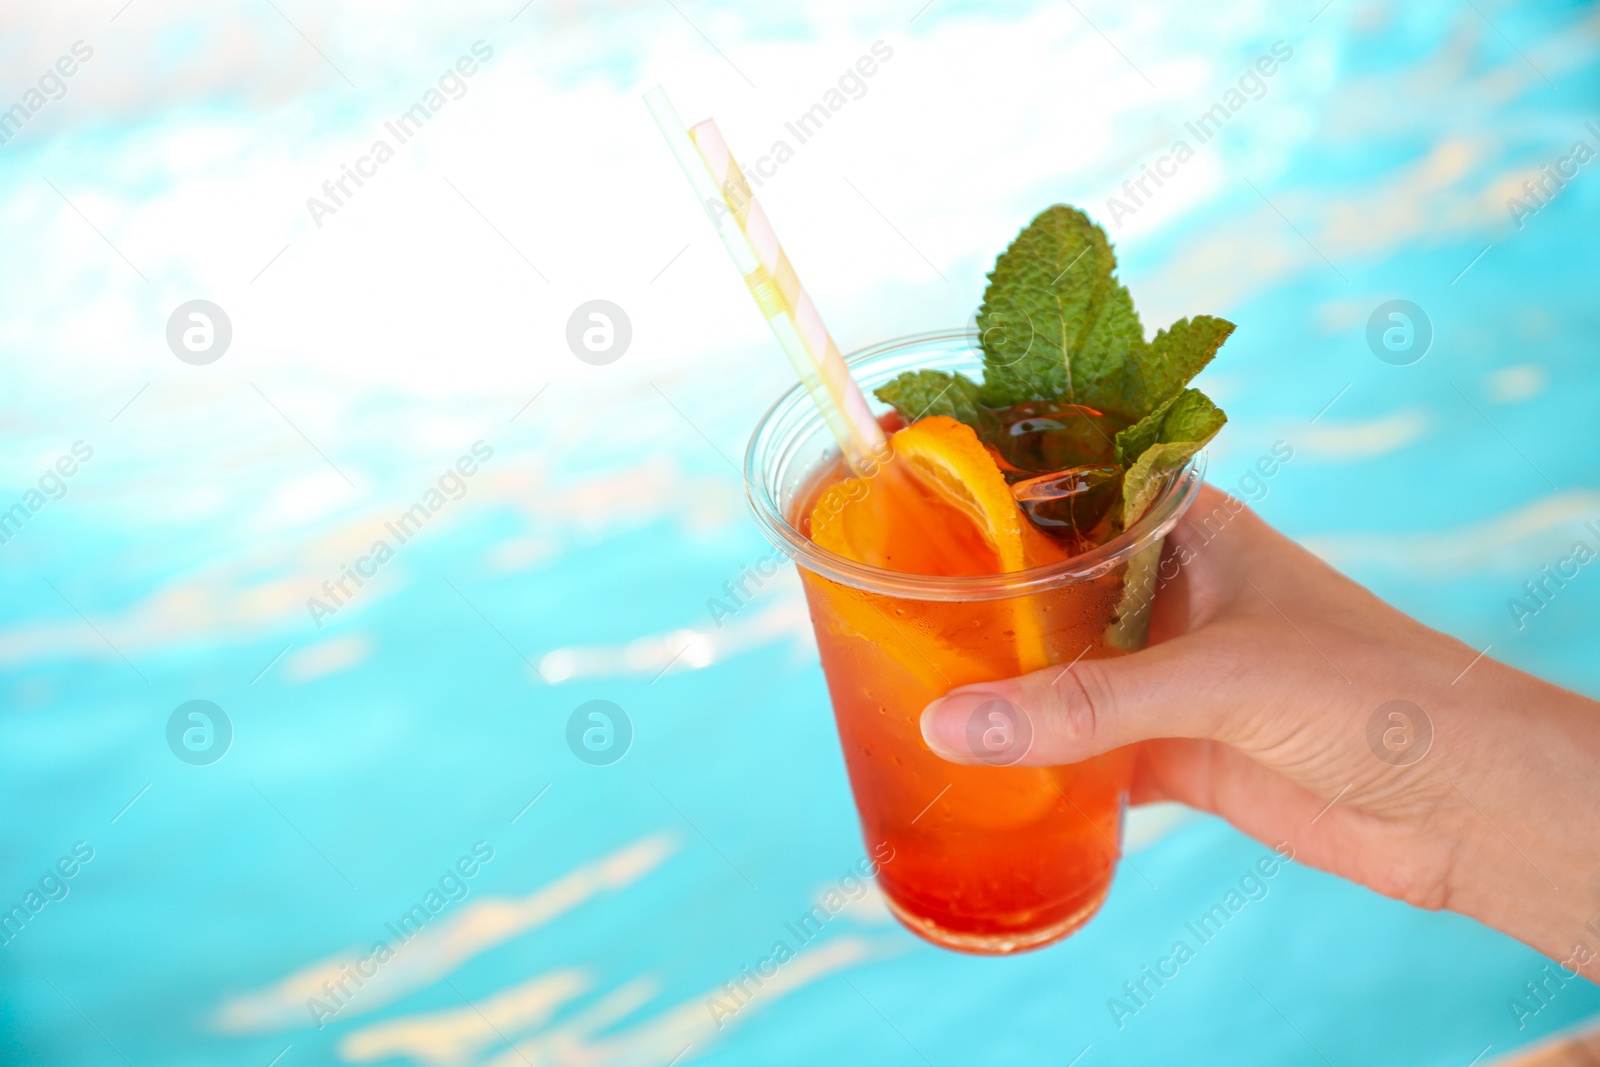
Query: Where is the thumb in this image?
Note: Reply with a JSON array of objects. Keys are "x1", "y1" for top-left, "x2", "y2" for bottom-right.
[{"x1": 919, "y1": 636, "x2": 1230, "y2": 767}]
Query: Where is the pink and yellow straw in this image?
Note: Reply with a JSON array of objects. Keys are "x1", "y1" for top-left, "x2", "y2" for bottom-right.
[{"x1": 644, "y1": 87, "x2": 887, "y2": 476}]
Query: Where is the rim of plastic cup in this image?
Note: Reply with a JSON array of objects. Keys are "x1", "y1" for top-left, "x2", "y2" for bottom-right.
[{"x1": 744, "y1": 330, "x2": 1207, "y2": 602}]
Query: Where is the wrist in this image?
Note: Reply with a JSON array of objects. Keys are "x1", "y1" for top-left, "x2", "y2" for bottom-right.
[{"x1": 1441, "y1": 661, "x2": 1600, "y2": 978}]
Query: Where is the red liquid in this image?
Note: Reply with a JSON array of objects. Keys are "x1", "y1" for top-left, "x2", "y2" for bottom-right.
[{"x1": 794, "y1": 419, "x2": 1142, "y2": 953}]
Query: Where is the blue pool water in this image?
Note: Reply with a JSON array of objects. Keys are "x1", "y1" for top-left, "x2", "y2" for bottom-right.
[{"x1": 2, "y1": 1, "x2": 1598, "y2": 1064}]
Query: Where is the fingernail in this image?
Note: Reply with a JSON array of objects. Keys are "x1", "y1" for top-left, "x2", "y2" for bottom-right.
[{"x1": 920, "y1": 689, "x2": 1009, "y2": 762}]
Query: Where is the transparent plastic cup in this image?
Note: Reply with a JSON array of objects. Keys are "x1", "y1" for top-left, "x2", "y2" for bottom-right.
[{"x1": 746, "y1": 332, "x2": 1205, "y2": 954}]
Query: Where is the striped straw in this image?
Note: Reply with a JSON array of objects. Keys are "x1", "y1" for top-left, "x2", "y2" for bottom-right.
[{"x1": 643, "y1": 87, "x2": 886, "y2": 476}]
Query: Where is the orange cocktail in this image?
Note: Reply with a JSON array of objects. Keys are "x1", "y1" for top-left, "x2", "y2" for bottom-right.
[{"x1": 747, "y1": 333, "x2": 1204, "y2": 955}]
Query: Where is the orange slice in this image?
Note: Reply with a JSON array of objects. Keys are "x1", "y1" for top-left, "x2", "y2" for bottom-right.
[
  {"x1": 887, "y1": 416, "x2": 1050, "y2": 573},
  {"x1": 811, "y1": 416, "x2": 1058, "y2": 574},
  {"x1": 810, "y1": 416, "x2": 1057, "y2": 676}
]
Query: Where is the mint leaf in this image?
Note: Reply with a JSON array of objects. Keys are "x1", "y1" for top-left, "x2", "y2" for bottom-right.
[
  {"x1": 1159, "y1": 388, "x2": 1228, "y2": 443},
  {"x1": 874, "y1": 370, "x2": 996, "y2": 433},
  {"x1": 1066, "y1": 283, "x2": 1147, "y2": 418},
  {"x1": 1122, "y1": 442, "x2": 1203, "y2": 526},
  {"x1": 1113, "y1": 393, "x2": 1180, "y2": 468},
  {"x1": 1144, "y1": 315, "x2": 1234, "y2": 406},
  {"x1": 1120, "y1": 389, "x2": 1226, "y2": 526},
  {"x1": 976, "y1": 206, "x2": 1146, "y2": 416}
]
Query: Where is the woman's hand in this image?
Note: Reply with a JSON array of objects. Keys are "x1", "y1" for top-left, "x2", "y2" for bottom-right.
[{"x1": 920, "y1": 484, "x2": 1600, "y2": 977}]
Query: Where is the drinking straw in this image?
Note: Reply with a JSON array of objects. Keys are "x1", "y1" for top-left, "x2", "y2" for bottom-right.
[{"x1": 643, "y1": 86, "x2": 887, "y2": 476}]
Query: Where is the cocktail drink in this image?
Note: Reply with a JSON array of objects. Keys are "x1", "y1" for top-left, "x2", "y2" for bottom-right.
[
  {"x1": 647, "y1": 96, "x2": 1230, "y2": 953},
  {"x1": 748, "y1": 331, "x2": 1208, "y2": 954},
  {"x1": 745, "y1": 205, "x2": 1230, "y2": 954}
]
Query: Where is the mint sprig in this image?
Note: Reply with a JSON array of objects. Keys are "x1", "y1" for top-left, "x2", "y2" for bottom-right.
[{"x1": 875, "y1": 205, "x2": 1231, "y2": 528}]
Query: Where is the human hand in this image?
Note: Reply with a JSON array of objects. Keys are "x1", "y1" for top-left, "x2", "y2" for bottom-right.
[{"x1": 920, "y1": 484, "x2": 1600, "y2": 977}]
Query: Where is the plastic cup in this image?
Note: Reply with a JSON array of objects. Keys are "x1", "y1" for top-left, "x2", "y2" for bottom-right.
[{"x1": 746, "y1": 331, "x2": 1204, "y2": 954}]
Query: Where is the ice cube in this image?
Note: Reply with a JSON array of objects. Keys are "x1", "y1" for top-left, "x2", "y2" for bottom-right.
[
  {"x1": 1011, "y1": 463, "x2": 1123, "y2": 548},
  {"x1": 992, "y1": 400, "x2": 1127, "y2": 479}
]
